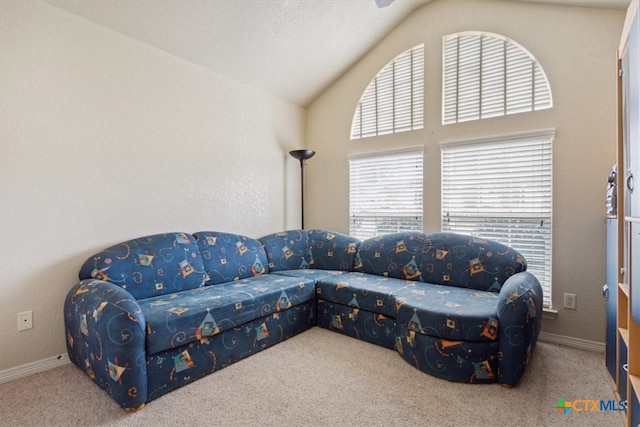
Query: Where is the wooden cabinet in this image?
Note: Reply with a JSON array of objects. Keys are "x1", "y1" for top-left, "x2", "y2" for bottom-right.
[
  {"x1": 615, "y1": 2, "x2": 640, "y2": 426},
  {"x1": 607, "y1": 218, "x2": 619, "y2": 381}
]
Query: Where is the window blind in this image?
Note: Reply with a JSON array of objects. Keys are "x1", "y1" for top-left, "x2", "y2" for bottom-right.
[
  {"x1": 443, "y1": 32, "x2": 552, "y2": 125},
  {"x1": 441, "y1": 131, "x2": 553, "y2": 308},
  {"x1": 349, "y1": 148, "x2": 424, "y2": 240},
  {"x1": 351, "y1": 44, "x2": 424, "y2": 139}
]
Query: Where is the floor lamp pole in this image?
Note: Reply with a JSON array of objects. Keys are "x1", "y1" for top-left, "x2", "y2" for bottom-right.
[
  {"x1": 300, "y1": 159, "x2": 306, "y2": 230},
  {"x1": 289, "y1": 149, "x2": 315, "y2": 229}
]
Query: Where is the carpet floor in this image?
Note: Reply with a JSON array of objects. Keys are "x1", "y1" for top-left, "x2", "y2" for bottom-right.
[{"x1": 0, "y1": 327, "x2": 620, "y2": 426}]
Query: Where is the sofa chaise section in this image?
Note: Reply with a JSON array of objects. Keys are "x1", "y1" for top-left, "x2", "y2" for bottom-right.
[{"x1": 310, "y1": 231, "x2": 542, "y2": 386}]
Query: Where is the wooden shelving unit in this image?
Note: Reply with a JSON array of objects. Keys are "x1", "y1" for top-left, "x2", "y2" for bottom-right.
[
  {"x1": 629, "y1": 219, "x2": 640, "y2": 412},
  {"x1": 613, "y1": 2, "x2": 640, "y2": 426}
]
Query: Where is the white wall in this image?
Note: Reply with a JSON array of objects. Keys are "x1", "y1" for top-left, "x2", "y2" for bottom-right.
[
  {"x1": 306, "y1": 0, "x2": 624, "y2": 343},
  {"x1": 0, "y1": 1, "x2": 305, "y2": 371}
]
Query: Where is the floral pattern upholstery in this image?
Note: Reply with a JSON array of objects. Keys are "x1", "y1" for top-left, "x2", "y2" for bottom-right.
[{"x1": 64, "y1": 228, "x2": 542, "y2": 410}]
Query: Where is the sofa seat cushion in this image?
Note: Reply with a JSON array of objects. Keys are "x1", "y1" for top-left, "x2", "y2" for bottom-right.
[
  {"x1": 139, "y1": 275, "x2": 315, "y2": 355},
  {"x1": 271, "y1": 269, "x2": 349, "y2": 281},
  {"x1": 392, "y1": 283, "x2": 499, "y2": 343},
  {"x1": 315, "y1": 272, "x2": 413, "y2": 317}
]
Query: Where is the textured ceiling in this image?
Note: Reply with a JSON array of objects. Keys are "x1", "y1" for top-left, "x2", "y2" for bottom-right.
[
  {"x1": 44, "y1": 0, "x2": 629, "y2": 107},
  {"x1": 44, "y1": 0, "x2": 431, "y2": 107}
]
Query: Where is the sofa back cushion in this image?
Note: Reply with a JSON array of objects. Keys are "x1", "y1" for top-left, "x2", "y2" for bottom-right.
[
  {"x1": 354, "y1": 232, "x2": 427, "y2": 280},
  {"x1": 259, "y1": 229, "x2": 311, "y2": 271},
  {"x1": 194, "y1": 231, "x2": 269, "y2": 285},
  {"x1": 420, "y1": 232, "x2": 527, "y2": 292},
  {"x1": 79, "y1": 232, "x2": 206, "y2": 300},
  {"x1": 308, "y1": 229, "x2": 360, "y2": 271}
]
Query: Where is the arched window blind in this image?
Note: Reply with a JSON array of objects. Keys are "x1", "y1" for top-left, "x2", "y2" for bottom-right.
[
  {"x1": 349, "y1": 148, "x2": 423, "y2": 240},
  {"x1": 351, "y1": 44, "x2": 424, "y2": 139},
  {"x1": 441, "y1": 130, "x2": 553, "y2": 308},
  {"x1": 443, "y1": 32, "x2": 552, "y2": 125}
]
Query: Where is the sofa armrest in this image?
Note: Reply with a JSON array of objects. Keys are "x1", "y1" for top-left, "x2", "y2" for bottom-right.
[
  {"x1": 496, "y1": 271, "x2": 543, "y2": 386},
  {"x1": 63, "y1": 279, "x2": 148, "y2": 410}
]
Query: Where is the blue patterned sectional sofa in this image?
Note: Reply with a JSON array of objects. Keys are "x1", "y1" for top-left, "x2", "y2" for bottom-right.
[{"x1": 64, "y1": 229, "x2": 542, "y2": 411}]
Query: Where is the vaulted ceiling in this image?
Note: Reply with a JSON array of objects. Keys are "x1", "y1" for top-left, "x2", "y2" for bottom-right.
[{"x1": 45, "y1": 0, "x2": 629, "y2": 107}]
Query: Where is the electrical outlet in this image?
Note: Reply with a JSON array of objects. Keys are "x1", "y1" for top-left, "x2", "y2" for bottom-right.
[
  {"x1": 18, "y1": 311, "x2": 33, "y2": 331},
  {"x1": 563, "y1": 293, "x2": 576, "y2": 310}
]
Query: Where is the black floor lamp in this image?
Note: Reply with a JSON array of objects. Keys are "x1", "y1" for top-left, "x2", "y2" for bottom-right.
[{"x1": 289, "y1": 149, "x2": 315, "y2": 229}]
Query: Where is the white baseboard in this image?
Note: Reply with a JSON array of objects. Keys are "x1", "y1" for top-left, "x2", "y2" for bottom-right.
[
  {"x1": 0, "y1": 354, "x2": 70, "y2": 385},
  {"x1": 538, "y1": 331, "x2": 605, "y2": 353}
]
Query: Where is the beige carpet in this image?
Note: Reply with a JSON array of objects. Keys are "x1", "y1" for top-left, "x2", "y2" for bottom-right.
[{"x1": 0, "y1": 327, "x2": 620, "y2": 426}]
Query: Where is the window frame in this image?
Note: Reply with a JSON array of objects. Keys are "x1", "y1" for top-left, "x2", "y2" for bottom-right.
[
  {"x1": 349, "y1": 147, "x2": 424, "y2": 240},
  {"x1": 440, "y1": 129, "x2": 554, "y2": 308}
]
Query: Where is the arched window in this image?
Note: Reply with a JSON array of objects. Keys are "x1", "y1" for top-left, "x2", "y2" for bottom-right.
[
  {"x1": 442, "y1": 32, "x2": 552, "y2": 124},
  {"x1": 350, "y1": 44, "x2": 424, "y2": 139}
]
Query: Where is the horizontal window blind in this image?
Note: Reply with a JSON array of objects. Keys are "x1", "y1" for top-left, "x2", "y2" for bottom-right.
[
  {"x1": 443, "y1": 32, "x2": 552, "y2": 125},
  {"x1": 349, "y1": 148, "x2": 423, "y2": 240},
  {"x1": 441, "y1": 131, "x2": 553, "y2": 308},
  {"x1": 351, "y1": 44, "x2": 424, "y2": 139}
]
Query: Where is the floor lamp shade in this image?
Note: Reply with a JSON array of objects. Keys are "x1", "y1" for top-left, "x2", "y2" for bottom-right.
[{"x1": 289, "y1": 149, "x2": 315, "y2": 229}]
